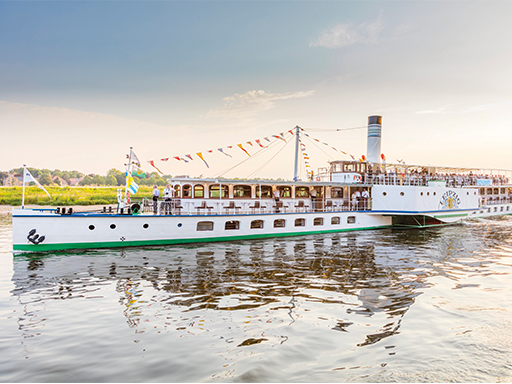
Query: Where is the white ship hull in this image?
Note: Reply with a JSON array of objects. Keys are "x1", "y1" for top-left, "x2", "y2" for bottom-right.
[{"x1": 12, "y1": 209, "x2": 393, "y2": 253}]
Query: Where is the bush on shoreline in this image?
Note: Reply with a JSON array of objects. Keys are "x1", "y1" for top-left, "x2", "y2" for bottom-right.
[{"x1": 0, "y1": 186, "x2": 155, "y2": 206}]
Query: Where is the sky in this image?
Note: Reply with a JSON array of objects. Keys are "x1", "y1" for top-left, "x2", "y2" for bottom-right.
[{"x1": 1, "y1": 0, "x2": 512, "y2": 180}]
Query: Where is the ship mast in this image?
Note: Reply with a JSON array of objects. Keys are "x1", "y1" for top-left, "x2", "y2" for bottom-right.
[{"x1": 293, "y1": 125, "x2": 301, "y2": 181}]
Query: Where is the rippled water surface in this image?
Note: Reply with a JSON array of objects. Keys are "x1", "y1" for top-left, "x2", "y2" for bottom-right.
[{"x1": 1, "y1": 214, "x2": 512, "y2": 382}]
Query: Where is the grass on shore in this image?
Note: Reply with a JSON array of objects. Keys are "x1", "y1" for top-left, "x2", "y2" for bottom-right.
[{"x1": 0, "y1": 186, "x2": 154, "y2": 206}]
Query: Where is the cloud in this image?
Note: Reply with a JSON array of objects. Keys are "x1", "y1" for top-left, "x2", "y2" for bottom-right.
[
  {"x1": 310, "y1": 14, "x2": 383, "y2": 49},
  {"x1": 207, "y1": 90, "x2": 315, "y2": 120},
  {"x1": 416, "y1": 101, "x2": 512, "y2": 115},
  {"x1": 416, "y1": 105, "x2": 452, "y2": 115}
]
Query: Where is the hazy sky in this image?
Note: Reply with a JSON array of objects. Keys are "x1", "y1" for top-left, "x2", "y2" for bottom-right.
[{"x1": 1, "y1": 1, "x2": 511, "y2": 179}]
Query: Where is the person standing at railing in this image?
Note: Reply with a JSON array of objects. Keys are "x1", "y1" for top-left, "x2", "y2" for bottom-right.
[
  {"x1": 351, "y1": 191, "x2": 357, "y2": 211},
  {"x1": 311, "y1": 188, "x2": 317, "y2": 211},
  {"x1": 362, "y1": 188, "x2": 369, "y2": 210},
  {"x1": 273, "y1": 189, "x2": 280, "y2": 212},
  {"x1": 163, "y1": 183, "x2": 173, "y2": 215},
  {"x1": 355, "y1": 188, "x2": 362, "y2": 210},
  {"x1": 152, "y1": 185, "x2": 160, "y2": 215}
]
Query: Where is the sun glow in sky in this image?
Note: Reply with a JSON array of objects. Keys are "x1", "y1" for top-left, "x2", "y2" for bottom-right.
[{"x1": 1, "y1": 1, "x2": 511, "y2": 179}]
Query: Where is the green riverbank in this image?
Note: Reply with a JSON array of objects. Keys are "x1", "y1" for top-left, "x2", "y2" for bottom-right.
[{"x1": 0, "y1": 186, "x2": 154, "y2": 206}]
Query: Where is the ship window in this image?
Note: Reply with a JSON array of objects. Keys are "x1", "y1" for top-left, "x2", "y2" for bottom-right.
[
  {"x1": 110, "y1": 224, "x2": 116, "y2": 229},
  {"x1": 487, "y1": 188, "x2": 493, "y2": 195},
  {"x1": 225, "y1": 221, "x2": 240, "y2": 230},
  {"x1": 174, "y1": 185, "x2": 181, "y2": 198},
  {"x1": 500, "y1": 206, "x2": 504, "y2": 212},
  {"x1": 488, "y1": 208, "x2": 491, "y2": 213},
  {"x1": 433, "y1": 192, "x2": 436, "y2": 196},
  {"x1": 427, "y1": 192, "x2": 430, "y2": 196},
  {"x1": 251, "y1": 220, "x2": 264, "y2": 229},
  {"x1": 382, "y1": 192, "x2": 387, "y2": 196},
  {"x1": 480, "y1": 188, "x2": 485, "y2": 195},
  {"x1": 344, "y1": 163, "x2": 356, "y2": 172},
  {"x1": 197, "y1": 221, "x2": 214, "y2": 231},
  {"x1": 274, "y1": 219, "x2": 286, "y2": 228},
  {"x1": 234, "y1": 185, "x2": 251, "y2": 198},
  {"x1": 347, "y1": 216, "x2": 356, "y2": 224},
  {"x1": 295, "y1": 187, "x2": 309, "y2": 198},
  {"x1": 420, "y1": 192, "x2": 423, "y2": 196},
  {"x1": 88, "y1": 225, "x2": 95, "y2": 230},
  {"x1": 209, "y1": 185, "x2": 229, "y2": 198},
  {"x1": 501, "y1": 188, "x2": 506, "y2": 194},
  {"x1": 278, "y1": 186, "x2": 291, "y2": 198},
  {"x1": 143, "y1": 223, "x2": 149, "y2": 229},
  {"x1": 494, "y1": 207, "x2": 497, "y2": 212},
  {"x1": 194, "y1": 185, "x2": 204, "y2": 198},
  {"x1": 313, "y1": 218, "x2": 323, "y2": 226},
  {"x1": 295, "y1": 218, "x2": 305, "y2": 227},
  {"x1": 331, "y1": 217, "x2": 340, "y2": 225},
  {"x1": 494, "y1": 188, "x2": 499, "y2": 195},
  {"x1": 331, "y1": 188, "x2": 343, "y2": 198},
  {"x1": 255, "y1": 185, "x2": 272, "y2": 198},
  {"x1": 507, "y1": 206, "x2": 510, "y2": 211},
  {"x1": 182, "y1": 184, "x2": 192, "y2": 198},
  {"x1": 400, "y1": 192, "x2": 405, "y2": 196}
]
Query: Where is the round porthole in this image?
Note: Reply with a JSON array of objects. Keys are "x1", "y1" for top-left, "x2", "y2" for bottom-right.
[
  {"x1": 382, "y1": 192, "x2": 387, "y2": 196},
  {"x1": 143, "y1": 223, "x2": 149, "y2": 229},
  {"x1": 420, "y1": 192, "x2": 423, "y2": 196},
  {"x1": 427, "y1": 192, "x2": 430, "y2": 196},
  {"x1": 400, "y1": 192, "x2": 405, "y2": 196},
  {"x1": 89, "y1": 225, "x2": 95, "y2": 230},
  {"x1": 110, "y1": 224, "x2": 116, "y2": 229},
  {"x1": 433, "y1": 192, "x2": 436, "y2": 196},
  {"x1": 177, "y1": 223, "x2": 182, "y2": 228}
]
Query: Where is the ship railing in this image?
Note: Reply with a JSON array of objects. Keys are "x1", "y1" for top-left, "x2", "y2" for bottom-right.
[
  {"x1": 362, "y1": 173, "x2": 511, "y2": 187},
  {"x1": 482, "y1": 196, "x2": 512, "y2": 205},
  {"x1": 141, "y1": 198, "x2": 373, "y2": 216}
]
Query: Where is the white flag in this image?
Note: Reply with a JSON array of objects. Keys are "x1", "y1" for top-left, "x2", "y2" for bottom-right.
[
  {"x1": 24, "y1": 168, "x2": 50, "y2": 197},
  {"x1": 130, "y1": 149, "x2": 141, "y2": 167}
]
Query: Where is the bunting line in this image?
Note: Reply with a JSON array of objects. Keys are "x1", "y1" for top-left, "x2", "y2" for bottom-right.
[{"x1": 145, "y1": 128, "x2": 367, "y2": 173}]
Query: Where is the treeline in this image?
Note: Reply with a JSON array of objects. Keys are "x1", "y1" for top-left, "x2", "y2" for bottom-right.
[
  {"x1": 80, "y1": 169, "x2": 170, "y2": 187},
  {"x1": 2, "y1": 168, "x2": 171, "y2": 187}
]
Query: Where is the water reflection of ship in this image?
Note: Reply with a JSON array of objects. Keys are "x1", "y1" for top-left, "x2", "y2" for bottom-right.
[{"x1": 11, "y1": 232, "x2": 434, "y2": 348}]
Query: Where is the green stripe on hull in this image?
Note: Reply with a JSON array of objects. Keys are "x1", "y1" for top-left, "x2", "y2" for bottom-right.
[
  {"x1": 13, "y1": 225, "x2": 392, "y2": 253},
  {"x1": 433, "y1": 213, "x2": 469, "y2": 218}
]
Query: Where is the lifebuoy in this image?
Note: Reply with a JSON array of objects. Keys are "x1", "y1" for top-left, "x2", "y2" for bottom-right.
[{"x1": 316, "y1": 177, "x2": 321, "y2": 181}]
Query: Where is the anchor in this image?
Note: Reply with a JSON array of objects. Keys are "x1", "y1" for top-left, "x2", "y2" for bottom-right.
[{"x1": 27, "y1": 229, "x2": 46, "y2": 245}]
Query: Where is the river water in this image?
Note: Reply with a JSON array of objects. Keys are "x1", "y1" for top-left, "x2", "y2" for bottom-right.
[{"x1": 0, "y1": 214, "x2": 511, "y2": 382}]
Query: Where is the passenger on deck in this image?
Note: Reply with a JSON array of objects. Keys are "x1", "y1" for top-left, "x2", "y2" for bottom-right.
[
  {"x1": 163, "y1": 184, "x2": 173, "y2": 215},
  {"x1": 355, "y1": 188, "x2": 362, "y2": 209},
  {"x1": 351, "y1": 191, "x2": 357, "y2": 211},
  {"x1": 273, "y1": 189, "x2": 280, "y2": 212},
  {"x1": 152, "y1": 185, "x2": 160, "y2": 214},
  {"x1": 361, "y1": 188, "x2": 369, "y2": 210}
]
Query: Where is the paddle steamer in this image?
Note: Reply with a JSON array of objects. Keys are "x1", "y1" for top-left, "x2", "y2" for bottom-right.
[{"x1": 12, "y1": 116, "x2": 512, "y2": 253}]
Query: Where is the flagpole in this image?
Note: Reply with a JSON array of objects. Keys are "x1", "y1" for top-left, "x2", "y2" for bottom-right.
[
  {"x1": 293, "y1": 126, "x2": 300, "y2": 181},
  {"x1": 22, "y1": 164, "x2": 26, "y2": 209},
  {"x1": 123, "y1": 147, "x2": 133, "y2": 207}
]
